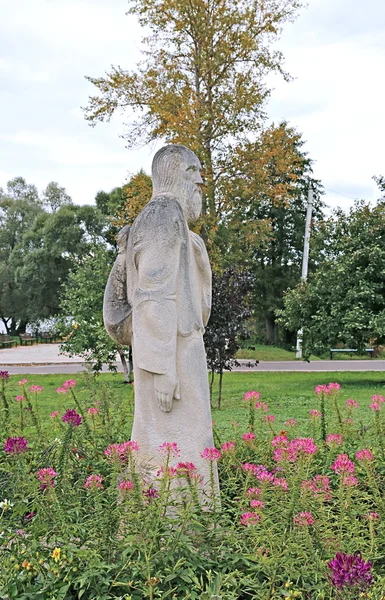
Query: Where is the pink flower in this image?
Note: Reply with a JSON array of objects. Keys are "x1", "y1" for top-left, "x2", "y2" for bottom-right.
[
  {"x1": 242, "y1": 432, "x2": 255, "y2": 442},
  {"x1": 221, "y1": 441, "x2": 236, "y2": 453},
  {"x1": 315, "y1": 384, "x2": 329, "y2": 396},
  {"x1": 243, "y1": 390, "x2": 261, "y2": 401},
  {"x1": 342, "y1": 475, "x2": 359, "y2": 487},
  {"x1": 87, "y1": 407, "x2": 98, "y2": 415},
  {"x1": 104, "y1": 441, "x2": 139, "y2": 461},
  {"x1": 310, "y1": 409, "x2": 322, "y2": 419},
  {"x1": 242, "y1": 462, "x2": 258, "y2": 474},
  {"x1": 370, "y1": 402, "x2": 381, "y2": 412},
  {"x1": 255, "y1": 401, "x2": 269, "y2": 412},
  {"x1": 372, "y1": 395, "x2": 384, "y2": 404},
  {"x1": 62, "y1": 409, "x2": 82, "y2": 427},
  {"x1": 15, "y1": 395, "x2": 25, "y2": 402},
  {"x1": 273, "y1": 477, "x2": 288, "y2": 491},
  {"x1": 327, "y1": 382, "x2": 341, "y2": 393},
  {"x1": 346, "y1": 399, "x2": 359, "y2": 409},
  {"x1": 118, "y1": 480, "x2": 134, "y2": 493},
  {"x1": 250, "y1": 499, "x2": 264, "y2": 510},
  {"x1": 240, "y1": 512, "x2": 261, "y2": 526},
  {"x1": 271, "y1": 435, "x2": 289, "y2": 448},
  {"x1": 84, "y1": 474, "x2": 103, "y2": 490},
  {"x1": 247, "y1": 487, "x2": 261, "y2": 498},
  {"x1": 263, "y1": 414, "x2": 275, "y2": 423},
  {"x1": 157, "y1": 466, "x2": 177, "y2": 478},
  {"x1": 273, "y1": 437, "x2": 317, "y2": 463},
  {"x1": 332, "y1": 454, "x2": 355, "y2": 475},
  {"x1": 363, "y1": 512, "x2": 380, "y2": 521},
  {"x1": 37, "y1": 468, "x2": 57, "y2": 490},
  {"x1": 344, "y1": 418, "x2": 354, "y2": 425},
  {"x1": 50, "y1": 411, "x2": 60, "y2": 418},
  {"x1": 294, "y1": 511, "x2": 315, "y2": 527},
  {"x1": 18, "y1": 378, "x2": 28, "y2": 386},
  {"x1": 302, "y1": 475, "x2": 332, "y2": 501},
  {"x1": 158, "y1": 442, "x2": 181, "y2": 457},
  {"x1": 326, "y1": 434, "x2": 343, "y2": 446},
  {"x1": 356, "y1": 449, "x2": 374, "y2": 463},
  {"x1": 201, "y1": 447, "x2": 221, "y2": 461},
  {"x1": 63, "y1": 379, "x2": 76, "y2": 389},
  {"x1": 56, "y1": 380, "x2": 76, "y2": 394},
  {"x1": 254, "y1": 465, "x2": 274, "y2": 482},
  {"x1": 176, "y1": 462, "x2": 197, "y2": 477},
  {"x1": 284, "y1": 418, "x2": 297, "y2": 427},
  {"x1": 4, "y1": 436, "x2": 28, "y2": 455},
  {"x1": 123, "y1": 440, "x2": 139, "y2": 453},
  {"x1": 30, "y1": 385, "x2": 42, "y2": 393}
]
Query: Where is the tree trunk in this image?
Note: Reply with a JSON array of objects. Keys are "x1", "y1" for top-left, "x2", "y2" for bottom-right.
[
  {"x1": 273, "y1": 321, "x2": 278, "y2": 346},
  {"x1": 15, "y1": 320, "x2": 27, "y2": 335},
  {"x1": 265, "y1": 314, "x2": 275, "y2": 345},
  {"x1": 209, "y1": 368, "x2": 215, "y2": 405},
  {"x1": 117, "y1": 346, "x2": 131, "y2": 383},
  {"x1": 217, "y1": 369, "x2": 223, "y2": 410},
  {"x1": 1, "y1": 317, "x2": 11, "y2": 335}
]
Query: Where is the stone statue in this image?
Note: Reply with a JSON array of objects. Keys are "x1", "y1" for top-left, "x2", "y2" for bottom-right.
[{"x1": 104, "y1": 144, "x2": 219, "y2": 495}]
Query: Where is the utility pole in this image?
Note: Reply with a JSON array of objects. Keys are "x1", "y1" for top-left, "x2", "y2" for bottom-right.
[{"x1": 296, "y1": 185, "x2": 313, "y2": 359}]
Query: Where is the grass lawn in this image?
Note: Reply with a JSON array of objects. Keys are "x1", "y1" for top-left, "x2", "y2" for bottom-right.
[
  {"x1": 5, "y1": 370, "x2": 385, "y2": 440},
  {"x1": 236, "y1": 343, "x2": 383, "y2": 361}
]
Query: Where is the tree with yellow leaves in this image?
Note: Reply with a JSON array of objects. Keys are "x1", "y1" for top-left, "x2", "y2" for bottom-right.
[{"x1": 84, "y1": 0, "x2": 305, "y2": 244}]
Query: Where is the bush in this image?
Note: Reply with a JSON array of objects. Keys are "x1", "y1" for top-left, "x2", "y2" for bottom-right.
[{"x1": 1, "y1": 371, "x2": 385, "y2": 599}]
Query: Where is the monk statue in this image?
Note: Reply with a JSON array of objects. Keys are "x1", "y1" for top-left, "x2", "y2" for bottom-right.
[{"x1": 103, "y1": 144, "x2": 219, "y2": 495}]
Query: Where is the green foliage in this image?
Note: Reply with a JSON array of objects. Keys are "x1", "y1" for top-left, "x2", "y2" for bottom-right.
[
  {"x1": 57, "y1": 246, "x2": 129, "y2": 376},
  {"x1": 2, "y1": 374, "x2": 385, "y2": 598},
  {"x1": 0, "y1": 176, "x2": 108, "y2": 332},
  {"x1": 42, "y1": 182, "x2": 73, "y2": 213},
  {"x1": 8, "y1": 203, "x2": 108, "y2": 326},
  {"x1": 0, "y1": 186, "x2": 44, "y2": 333},
  {"x1": 279, "y1": 196, "x2": 385, "y2": 358},
  {"x1": 221, "y1": 122, "x2": 324, "y2": 344},
  {"x1": 204, "y1": 268, "x2": 253, "y2": 408}
]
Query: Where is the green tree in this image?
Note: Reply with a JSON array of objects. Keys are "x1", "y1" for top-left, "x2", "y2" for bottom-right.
[
  {"x1": 0, "y1": 191, "x2": 44, "y2": 333},
  {"x1": 9, "y1": 204, "x2": 108, "y2": 325},
  {"x1": 57, "y1": 246, "x2": 131, "y2": 380},
  {"x1": 222, "y1": 122, "x2": 324, "y2": 343},
  {"x1": 84, "y1": 0, "x2": 305, "y2": 243},
  {"x1": 204, "y1": 268, "x2": 253, "y2": 408},
  {"x1": 278, "y1": 191, "x2": 385, "y2": 358},
  {"x1": 3, "y1": 176, "x2": 40, "y2": 204},
  {"x1": 42, "y1": 181, "x2": 73, "y2": 212}
]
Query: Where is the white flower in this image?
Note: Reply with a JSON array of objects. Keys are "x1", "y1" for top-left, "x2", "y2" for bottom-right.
[
  {"x1": 54, "y1": 438, "x2": 62, "y2": 445},
  {"x1": 0, "y1": 499, "x2": 14, "y2": 511}
]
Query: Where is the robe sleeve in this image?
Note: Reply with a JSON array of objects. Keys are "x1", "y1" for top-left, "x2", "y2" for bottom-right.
[{"x1": 132, "y1": 201, "x2": 183, "y2": 375}]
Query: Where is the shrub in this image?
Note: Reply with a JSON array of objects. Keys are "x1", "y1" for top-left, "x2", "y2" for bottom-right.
[{"x1": 1, "y1": 373, "x2": 385, "y2": 598}]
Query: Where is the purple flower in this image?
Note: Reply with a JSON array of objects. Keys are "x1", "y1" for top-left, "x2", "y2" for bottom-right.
[
  {"x1": 4, "y1": 436, "x2": 29, "y2": 455},
  {"x1": 142, "y1": 487, "x2": 159, "y2": 503},
  {"x1": 327, "y1": 552, "x2": 372, "y2": 591},
  {"x1": 62, "y1": 409, "x2": 82, "y2": 427},
  {"x1": 0, "y1": 371, "x2": 9, "y2": 380}
]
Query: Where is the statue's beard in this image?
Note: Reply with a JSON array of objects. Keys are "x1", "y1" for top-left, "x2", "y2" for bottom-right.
[{"x1": 181, "y1": 182, "x2": 202, "y2": 223}]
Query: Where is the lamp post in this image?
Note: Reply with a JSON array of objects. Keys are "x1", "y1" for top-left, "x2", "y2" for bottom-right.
[{"x1": 296, "y1": 185, "x2": 313, "y2": 359}]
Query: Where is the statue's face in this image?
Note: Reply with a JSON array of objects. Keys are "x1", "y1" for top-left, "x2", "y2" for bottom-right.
[{"x1": 180, "y1": 154, "x2": 203, "y2": 222}]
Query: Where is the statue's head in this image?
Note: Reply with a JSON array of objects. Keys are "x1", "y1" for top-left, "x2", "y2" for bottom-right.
[{"x1": 152, "y1": 144, "x2": 203, "y2": 222}]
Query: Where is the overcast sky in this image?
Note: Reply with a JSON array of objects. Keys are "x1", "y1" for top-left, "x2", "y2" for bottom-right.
[{"x1": 0, "y1": 0, "x2": 384, "y2": 212}]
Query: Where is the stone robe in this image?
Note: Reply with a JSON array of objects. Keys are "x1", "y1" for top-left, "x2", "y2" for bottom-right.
[{"x1": 104, "y1": 196, "x2": 218, "y2": 491}]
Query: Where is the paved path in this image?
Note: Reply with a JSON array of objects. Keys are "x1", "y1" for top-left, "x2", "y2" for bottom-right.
[{"x1": 1, "y1": 343, "x2": 384, "y2": 374}]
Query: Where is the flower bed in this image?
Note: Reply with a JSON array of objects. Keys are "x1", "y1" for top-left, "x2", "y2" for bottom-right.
[{"x1": 1, "y1": 372, "x2": 385, "y2": 599}]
